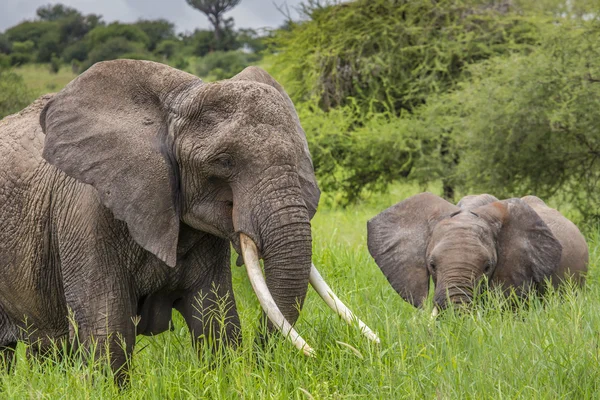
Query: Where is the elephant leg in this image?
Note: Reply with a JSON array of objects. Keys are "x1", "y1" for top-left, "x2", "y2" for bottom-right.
[
  {"x1": 71, "y1": 294, "x2": 136, "y2": 386},
  {"x1": 177, "y1": 267, "x2": 241, "y2": 355},
  {"x1": 64, "y1": 268, "x2": 137, "y2": 386}
]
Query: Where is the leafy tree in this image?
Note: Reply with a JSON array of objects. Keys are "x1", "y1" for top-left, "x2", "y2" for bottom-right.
[
  {"x1": 135, "y1": 19, "x2": 176, "y2": 51},
  {"x1": 62, "y1": 41, "x2": 90, "y2": 63},
  {"x1": 86, "y1": 23, "x2": 150, "y2": 48},
  {"x1": 10, "y1": 40, "x2": 35, "y2": 65},
  {"x1": 184, "y1": 29, "x2": 215, "y2": 56},
  {"x1": 236, "y1": 28, "x2": 267, "y2": 53},
  {"x1": 270, "y1": 0, "x2": 543, "y2": 115},
  {"x1": 36, "y1": 30, "x2": 61, "y2": 62},
  {"x1": 185, "y1": 0, "x2": 241, "y2": 45},
  {"x1": 414, "y1": 19, "x2": 600, "y2": 217},
  {"x1": 58, "y1": 12, "x2": 103, "y2": 44},
  {"x1": 5, "y1": 21, "x2": 58, "y2": 48},
  {"x1": 36, "y1": 3, "x2": 80, "y2": 21},
  {"x1": 268, "y1": 0, "x2": 547, "y2": 203},
  {"x1": 81, "y1": 37, "x2": 150, "y2": 70},
  {"x1": 155, "y1": 39, "x2": 180, "y2": 59},
  {"x1": 196, "y1": 50, "x2": 259, "y2": 80}
]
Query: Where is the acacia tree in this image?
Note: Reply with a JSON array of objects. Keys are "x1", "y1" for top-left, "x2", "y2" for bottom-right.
[{"x1": 185, "y1": 0, "x2": 241, "y2": 46}]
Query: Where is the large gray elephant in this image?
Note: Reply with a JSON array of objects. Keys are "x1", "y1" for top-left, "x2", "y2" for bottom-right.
[
  {"x1": 367, "y1": 193, "x2": 588, "y2": 310},
  {"x1": 0, "y1": 60, "x2": 377, "y2": 382}
]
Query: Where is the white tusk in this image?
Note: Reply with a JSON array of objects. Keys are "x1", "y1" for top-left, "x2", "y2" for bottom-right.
[
  {"x1": 240, "y1": 233, "x2": 315, "y2": 357},
  {"x1": 431, "y1": 306, "x2": 439, "y2": 318},
  {"x1": 309, "y1": 264, "x2": 381, "y2": 344}
]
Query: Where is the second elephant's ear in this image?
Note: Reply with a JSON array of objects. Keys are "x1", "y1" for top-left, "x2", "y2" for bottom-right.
[
  {"x1": 367, "y1": 193, "x2": 459, "y2": 307},
  {"x1": 230, "y1": 67, "x2": 320, "y2": 219},
  {"x1": 41, "y1": 60, "x2": 200, "y2": 267},
  {"x1": 476, "y1": 199, "x2": 562, "y2": 293}
]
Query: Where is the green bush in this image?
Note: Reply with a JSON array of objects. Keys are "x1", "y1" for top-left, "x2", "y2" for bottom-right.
[
  {"x1": 5, "y1": 21, "x2": 58, "y2": 48},
  {"x1": 413, "y1": 19, "x2": 600, "y2": 217},
  {"x1": 62, "y1": 40, "x2": 89, "y2": 62},
  {"x1": 0, "y1": 68, "x2": 32, "y2": 119},
  {"x1": 195, "y1": 50, "x2": 260, "y2": 80},
  {"x1": 9, "y1": 40, "x2": 35, "y2": 65},
  {"x1": 49, "y1": 54, "x2": 61, "y2": 74},
  {"x1": 135, "y1": 19, "x2": 176, "y2": 51},
  {"x1": 36, "y1": 31, "x2": 62, "y2": 62},
  {"x1": 269, "y1": 0, "x2": 544, "y2": 116},
  {"x1": 155, "y1": 39, "x2": 180, "y2": 60},
  {"x1": 80, "y1": 37, "x2": 150, "y2": 70},
  {"x1": 296, "y1": 103, "x2": 422, "y2": 205},
  {"x1": 86, "y1": 23, "x2": 150, "y2": 49}
]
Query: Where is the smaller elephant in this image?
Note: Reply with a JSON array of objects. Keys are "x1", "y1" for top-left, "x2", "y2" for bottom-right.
[{"x1": 367, "y1": 193, "x2": 588, "y2": 310}]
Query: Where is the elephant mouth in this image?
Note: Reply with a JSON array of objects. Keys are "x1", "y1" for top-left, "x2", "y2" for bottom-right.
[
  {"x1": 432, "y1": 292, "x2": 473, "y2": 317},
  {"x1": 239, "y1": 233, "x2": 380, "y2": 355}
]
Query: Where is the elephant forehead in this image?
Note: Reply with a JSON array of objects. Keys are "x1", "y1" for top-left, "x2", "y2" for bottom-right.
[
  {"x1": 432, "y1": 216, "x2": 494, "y2": 243},
  {"x1": 177, "y1": 81, "x2": 293, "y2": 126}
]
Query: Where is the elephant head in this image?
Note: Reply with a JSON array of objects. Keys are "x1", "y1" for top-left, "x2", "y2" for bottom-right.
[
  {"x1": 40, "y1": 60, "x2": 377, "y2": 353},
  {"x1": 367, "y1": 193, "x2": 562, "y2": 310}
]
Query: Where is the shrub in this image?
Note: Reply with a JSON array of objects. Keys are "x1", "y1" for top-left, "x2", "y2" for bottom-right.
[
  {"x1": 86, "y1": 23, "x2": 150, "y2": 49},
  {"x1": 413, "y1": 19, "x2": 600, "y2": 217},
  {"x1": 62, "y1": 41, "x2": 89, "y2": 63},
  {"x1": 298, "y1": 103, "x2": 422, "y2": 204},
  {"x1": 195, "y1": 51, "x2": 260, "y2": 80},
  {"x1": 50, "y1": 55, "x2": 61, "y2": 74},
  {"x1": 0, "y1": 68, "x2": 32, "y2": 119},
  {"x1": 80, "y1": 37, "x2": 149, "y2": 70},
  {"x1": 9, "y1": 40, "x2": 35, "y2": 65},
  {"x1": 269, "y1": 0, "x2": 544, "y2": 116}
]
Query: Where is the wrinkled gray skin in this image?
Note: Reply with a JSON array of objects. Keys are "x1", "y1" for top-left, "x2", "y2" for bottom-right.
[
  {"x1": 367, "y1": 193, "x2": 588, "y2": 309},
  {"x1": 0, "y1": 60, "x2": 320, "y2": 382}
]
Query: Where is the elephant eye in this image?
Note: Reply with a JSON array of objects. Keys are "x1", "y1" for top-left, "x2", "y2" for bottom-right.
[
  {"x1": 214, "y1": 154, "x2": 233, "y2": 169},
  {"x1": 210, "y1": 153, "x2": 234, "y2": 177},
  {"x1": 429, "y1": 260, "x2": 436, "y2": 271}
]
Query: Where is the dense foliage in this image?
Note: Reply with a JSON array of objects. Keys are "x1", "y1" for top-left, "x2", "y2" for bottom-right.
[
  {"x1": 0, "y1": 67, "x2": 31, "y2": 119},
  {"x1": 271, "y1": 0, "x2": 542, "y2": 114},
  {"x1": 0, "y1": 2, "x2": 267, "y2": 76},
  {"x1": 412, "y1": 20, "x2": 600, "y2": 217},
  {"x1": 269, "y1": 0, "x2": 600, "y2": 215}
]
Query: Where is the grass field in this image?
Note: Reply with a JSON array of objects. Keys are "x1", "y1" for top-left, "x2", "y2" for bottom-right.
[
  {"x1": 0, "y1": 182, "x2": 597, "y2": 399},
  {"x1": 14, "y1": 64, "x2": 77, "y2": 99}
]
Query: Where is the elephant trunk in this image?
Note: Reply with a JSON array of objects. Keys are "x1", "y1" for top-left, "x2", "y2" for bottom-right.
[
  {"x1": 237, "y1": 171, "x2": 380, "y2": 354},
  {"x1": 260, "y1": 203, "x2": 312, "y2": 327},
  {"x1": 234, "y1": 173, "x2": 313, "y2": 351},
  {"x1": 434, "y1": 279, "x2": 475, "y2": 310}
]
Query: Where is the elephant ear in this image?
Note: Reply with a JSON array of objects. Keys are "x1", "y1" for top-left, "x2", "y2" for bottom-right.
[
  {"x1": 457, "y1": 194, "x2": 499, "y2": 210},
  {"x1": 40, "y1": 60, "x2": 200, "y2": 267},
  {"x1": 367, "y1": 193, "x2": 459, "y2": 307},
  {"x1": 476, "y1": 199, "x2": 562, "y2": 294},
  {"x1": 230, "y1": 66, "x2": 320, "y2": 219}
]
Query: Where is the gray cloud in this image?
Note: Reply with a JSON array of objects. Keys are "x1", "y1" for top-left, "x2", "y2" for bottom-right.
[{"x1": 0, "y1": 0, "x2": 304, "y2": 33}]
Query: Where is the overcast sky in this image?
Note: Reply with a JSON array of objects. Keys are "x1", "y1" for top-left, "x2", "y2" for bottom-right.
[{"x1": 0, "y1": 0, "x2": 305, "y2": 33}]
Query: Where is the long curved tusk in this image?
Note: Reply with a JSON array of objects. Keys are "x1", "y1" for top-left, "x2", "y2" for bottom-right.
[
  {"x1": 240, "y1": 233, "x2": 315, "y2": 357},
  {"x1": 309, "y1": 264, "x2": 380, "y2": 344}
]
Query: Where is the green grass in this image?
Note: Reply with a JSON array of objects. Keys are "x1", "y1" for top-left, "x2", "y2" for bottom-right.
[
  {"x1": 13, "y1": 64, "x2": 77, "y2": 99},
  {"x1": 0, "y1": 188, "x2": 598, "y2": 399}
]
